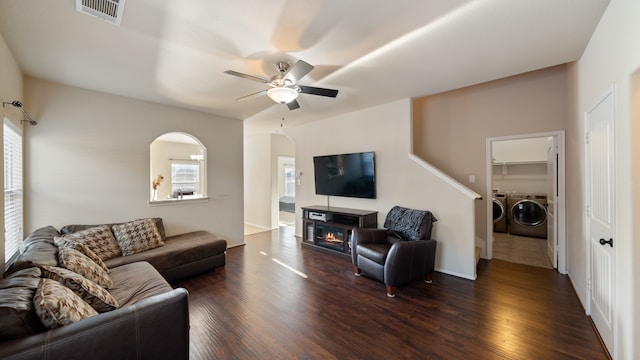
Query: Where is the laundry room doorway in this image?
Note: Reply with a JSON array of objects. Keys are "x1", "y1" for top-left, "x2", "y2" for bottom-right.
[{"x1": 485, "y1": 131, "x2": 566, "y2": 274}]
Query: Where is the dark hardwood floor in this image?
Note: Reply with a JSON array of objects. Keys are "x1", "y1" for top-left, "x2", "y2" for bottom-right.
[{"x1": 175, "y1": 226, "x2": 608, "y2": 359}]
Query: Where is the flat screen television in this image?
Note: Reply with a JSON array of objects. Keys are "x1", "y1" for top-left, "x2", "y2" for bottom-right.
[{"x1": 313, "y1": 151, "x2": 376, "y2": 199}]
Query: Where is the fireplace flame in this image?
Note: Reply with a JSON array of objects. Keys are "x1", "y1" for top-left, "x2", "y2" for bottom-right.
[{"x1": 324, "y1": 232, "x2": 342, "y2": 243}]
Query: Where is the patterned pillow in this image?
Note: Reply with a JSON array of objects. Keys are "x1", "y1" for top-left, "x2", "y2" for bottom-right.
[
  {"x1": 112, "y1": 218, "x2": 164, "y2": 256},
  {"x1": 58, "y1": 225, "x2": 122, "y2": 261},
  {"x1": 58, "y1": 247, "x2": 113, "y2": 289},
  {"x1": 33, "y1": 278, "x2": 98, "y2": 329},
  {"x1": 41, "y1": 266, "x2": 119, "y2": 313},
  {"x1": 54, "y1": 237, "x2": 109, "y2": 273}
]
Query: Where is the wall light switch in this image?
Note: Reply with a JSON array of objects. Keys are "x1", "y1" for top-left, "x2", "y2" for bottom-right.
[{"x1": 469, "y1": 175, "x2": 476, "y2": 183}]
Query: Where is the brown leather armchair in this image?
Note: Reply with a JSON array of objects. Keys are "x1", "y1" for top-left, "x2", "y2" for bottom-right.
[{"x1": 351, "y1": 206, "x2": 437, "y2": 297}]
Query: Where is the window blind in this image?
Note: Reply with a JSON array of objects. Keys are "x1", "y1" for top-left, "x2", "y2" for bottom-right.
[
  {"x1": 171, "y1": 162, "x2": 199, "y2": 194},
  {"x1": 4, "y1": 119, "x2": 23, "y2": 264}
]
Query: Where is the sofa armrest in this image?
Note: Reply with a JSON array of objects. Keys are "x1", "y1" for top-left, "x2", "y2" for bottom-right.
[
  {"x1": 350, "y1": 228, "x2": 388, "y2": 265},
  {"x1": 0, "y1": 288, "x2": 190, "y2": 360},
  {"x1": 384, "y1": 239, "x2": 437, "y2": 287}
]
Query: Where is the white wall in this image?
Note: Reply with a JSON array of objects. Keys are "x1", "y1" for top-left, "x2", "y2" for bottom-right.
[
  {"x1": 568, "y1": 0, "x2": 640, "y2": 358},
  {"x1": 286, "y1": 99, "x2": 479, "y2": 280},
  {"x1": 244, "y1": 132, "x2": 272, "y2": 230},
  {"x1": 0, "y1": 32, "x2": 23, "y2": 273},
  {"x1": 492, "y1": 137, "x2": 550, "y2": 163},
  {"x1": 412, "y1": 65, "x2": 568, "y2": 252},
  {"x1": 492, "y1": 163, "x2": 547, "y2": 194},
  {"x1": 23, "y1": 78, "x2": 245, "y2": 246},
  {"x1": 244, "y1": 132, "x2": 294, "y2": 230}
]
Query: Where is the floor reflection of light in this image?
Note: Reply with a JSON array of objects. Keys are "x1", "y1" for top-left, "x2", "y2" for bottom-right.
[
  {"x1": 272, "y1": 258, "x2": 308, "y2": 279},
  {"x1": 258, "y1": 250, "x2": 307, "y2": 278},
  {"x1": 487, "y1": 300, "x2": 532, "y2": 358}
]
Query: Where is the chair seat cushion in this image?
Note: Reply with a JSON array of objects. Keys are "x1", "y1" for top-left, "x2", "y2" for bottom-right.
[{"x1": 357, "y1": 243, "x2": 392, "y2": 265}]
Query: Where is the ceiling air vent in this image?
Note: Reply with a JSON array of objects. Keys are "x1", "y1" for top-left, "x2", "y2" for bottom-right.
[{"x1": 75, "y1": 0, "x2": 126, "y2": 26}]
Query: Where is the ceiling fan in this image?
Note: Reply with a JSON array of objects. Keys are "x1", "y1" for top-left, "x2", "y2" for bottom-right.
[{"x1": 224, "y1": 60, "x2": 338, "y2": 110}]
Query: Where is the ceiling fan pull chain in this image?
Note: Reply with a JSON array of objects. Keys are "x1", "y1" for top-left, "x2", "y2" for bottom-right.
[{"x1": 280, "y1": 103, "x2": 285, "y2": 127}]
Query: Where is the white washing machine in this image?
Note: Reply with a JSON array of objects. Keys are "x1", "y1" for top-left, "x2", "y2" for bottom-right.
[
  {"x1": 508, "y1": 193, "x2": 547, "y2": 238},
  {"x1": 492, "y1": 193, "x2": 508, "y2": 233}
]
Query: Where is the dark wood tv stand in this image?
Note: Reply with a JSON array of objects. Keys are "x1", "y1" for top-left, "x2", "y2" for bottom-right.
[{"x1": 301, "y1": 205, "x2": 378, "y2": 260}]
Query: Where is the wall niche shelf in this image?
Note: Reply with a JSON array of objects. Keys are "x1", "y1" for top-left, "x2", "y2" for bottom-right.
[{"x1": 301, "y1": 205, "x2": 378, "y2": 260}]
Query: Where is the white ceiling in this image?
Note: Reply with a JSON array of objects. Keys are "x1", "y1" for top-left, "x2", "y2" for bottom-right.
[{"x1": 0, "y1": 0, "x2": 609, "y2": 133}]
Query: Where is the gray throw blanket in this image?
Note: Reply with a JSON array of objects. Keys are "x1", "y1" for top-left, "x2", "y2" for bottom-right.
[{"x1": 384, "y1": 205, "x2": 437, "y2": 241}]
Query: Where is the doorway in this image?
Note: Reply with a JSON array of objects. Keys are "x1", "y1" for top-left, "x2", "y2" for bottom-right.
[
  {"x1": 277, "y1": 156, "x2": 296, "y2": 227},
  {"x1": 485, "y1": 131, "x2": 566, "y2": 273}
]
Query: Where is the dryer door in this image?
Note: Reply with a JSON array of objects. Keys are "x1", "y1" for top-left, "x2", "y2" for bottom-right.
[{"x1": 511, "y1": 200, "x2": 546, "y2": 226}]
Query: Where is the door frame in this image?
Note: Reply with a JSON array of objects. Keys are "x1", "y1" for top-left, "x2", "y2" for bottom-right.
[{"x1": 484, "y1": 131, "x2": 567, "y2": 274}]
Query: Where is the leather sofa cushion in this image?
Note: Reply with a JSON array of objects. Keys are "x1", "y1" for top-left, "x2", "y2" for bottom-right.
[
  {"x1": 104, "y1": 231, "x2": 226, "y2": 272},
  {"x1": 5, "y1": 226, "x2": 60, "y2": 275},
  {"x1": 0, "y1": 268, "x2": 42, "y2": 289},
  {"x1": 0, "y1": 268, "x2": 46, "y2": 340},
  {"x1": 357, "y1": 243, "x2": 392, "y2": 265},
  {"x1": 107, "y1": 262, "x2": 173, "y2": 307}
]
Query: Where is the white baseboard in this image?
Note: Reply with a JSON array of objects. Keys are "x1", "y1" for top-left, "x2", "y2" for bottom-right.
[{"x1": 435, "y1": 267, "x2": 477, "y2": 281}]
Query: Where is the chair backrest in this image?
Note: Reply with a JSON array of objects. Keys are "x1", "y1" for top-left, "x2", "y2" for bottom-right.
[{"x1": 383, "y1": 206, "x2": 437, "y2": 241}]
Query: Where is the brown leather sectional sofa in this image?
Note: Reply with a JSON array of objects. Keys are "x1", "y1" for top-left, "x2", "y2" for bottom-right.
[{"x1": 0, "y1": 218, "x2": 227, "y2": 359}]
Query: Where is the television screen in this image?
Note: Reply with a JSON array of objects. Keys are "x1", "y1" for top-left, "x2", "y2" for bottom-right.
[{"x1": 313, "y1": 152, "x2": 376, "y2": 199}]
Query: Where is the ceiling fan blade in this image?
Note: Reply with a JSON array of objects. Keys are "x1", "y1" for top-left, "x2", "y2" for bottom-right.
[
  {"x1": 224, "y1": 70, "x2": 269, "y2": 83},
  {"x1": 298, "y1": 85, "x2": 339, "y2": 98},
  {"x1": 236, "y1": 89, "x2": 267, "y2": 101},
  {"x1": 287, "y1": 99, "x2": 300, "y2": 110},
  {"x1": 285, "y1": 60, "x2": 314, "y2": 82}
]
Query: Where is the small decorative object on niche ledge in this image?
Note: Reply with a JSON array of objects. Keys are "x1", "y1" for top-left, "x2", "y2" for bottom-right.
[{"x1": 152, "y1": 174, "x2": 164, "y2": 200}]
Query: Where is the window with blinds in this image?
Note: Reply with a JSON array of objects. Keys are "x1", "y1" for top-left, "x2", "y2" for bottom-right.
[
  {"x1": 4, "y1": 119, "x2": 23, "y2": 264},
  {"x1": 284, "y1": 164, "x2": 295, "y2": 197},
  {"x1": 171, "y1": 162, "x2": 199, "y2": 195}
]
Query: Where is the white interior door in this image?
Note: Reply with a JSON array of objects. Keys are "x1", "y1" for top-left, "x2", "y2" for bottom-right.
[
  {"x1": 586, "y1": 88, "x2": 615, "y2": 354},
  {"x1": 546, "y1": 137, "x2": 558, "y2": 268}
]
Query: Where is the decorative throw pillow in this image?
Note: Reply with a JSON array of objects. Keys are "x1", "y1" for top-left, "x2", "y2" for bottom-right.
[
  {"x1": 58, "y1": 225, "x2": 122, "y2": 261},
  {"x1": 41, "y1": 266, "x2": 118, "y2": 313},
  {"x1": 112, "y1": 218, "x2": 164, "y2": 256},
  {"x1": 61, "y1": 218, "x2": 167, "y2": 241},
  {"x1": 33, "y1": 278, "x2": 98, "y2": 329},
  {"x1": 54, "y1": 237, "x2": 109, "y2": 273},
  {"x1": 58, "y1": 247, "x2": 113, "y2": 289}
]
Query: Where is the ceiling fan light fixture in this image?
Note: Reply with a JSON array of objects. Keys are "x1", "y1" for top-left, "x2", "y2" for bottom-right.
[{"x1": 267, "y1": 87, "x2": 298, "y2": 104}]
